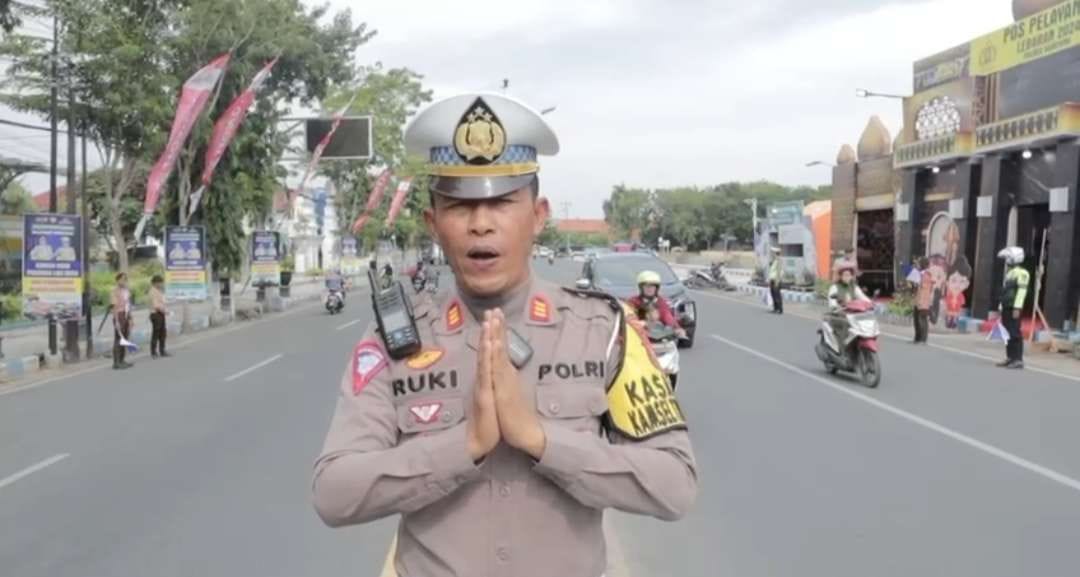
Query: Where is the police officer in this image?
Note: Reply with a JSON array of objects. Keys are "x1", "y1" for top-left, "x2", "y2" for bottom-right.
[
  {"x1": 768, "y1": 246, "x2": 783, "y2": 314},
  {"x1": 312, "y1": 93, "x2": 697, "y2": 577},
  {"x1": 996, "y1": 246, "x2": 1029, "y2": 369}
]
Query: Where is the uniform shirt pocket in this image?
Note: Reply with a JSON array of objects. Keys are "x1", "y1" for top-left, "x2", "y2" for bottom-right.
[
  {"x1": 536, "y1": 384, "x2": 607, "y2": 435},
  {"x1": 396, "y1": 397, "x2": 466, "y2": 436}
]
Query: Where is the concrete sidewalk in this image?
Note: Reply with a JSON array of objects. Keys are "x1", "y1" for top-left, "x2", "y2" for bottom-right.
[
  {"x1": 700, "y1": 284, "x2": 1080, "y2": 379},
  {"x1": 0, "y1": 275, "x2": 338, "y2": 383}
]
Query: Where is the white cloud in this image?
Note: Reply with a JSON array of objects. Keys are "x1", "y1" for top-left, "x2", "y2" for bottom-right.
[
  {"x1": 317, "y1": 0, "x2": 1014, "y2": 217},
  {"x1": 2, "y1": 1, "x2": 1018, "y2": 217}
]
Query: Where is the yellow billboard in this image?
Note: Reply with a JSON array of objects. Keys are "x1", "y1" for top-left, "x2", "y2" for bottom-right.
[{"x1": 971, "y1": 0, "x2": 1080, "y2": 75}]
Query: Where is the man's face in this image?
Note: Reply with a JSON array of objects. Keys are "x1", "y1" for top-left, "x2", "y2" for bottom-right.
[
  {"x1": 37, "y1": 237, "x2": 47, "y2": 246},
  {"x1": 425, "y1": 185, "x2": 548, "y2": 298},
  {"x1": 642, "y1": 284, "x2": 659, "y2": 298}
]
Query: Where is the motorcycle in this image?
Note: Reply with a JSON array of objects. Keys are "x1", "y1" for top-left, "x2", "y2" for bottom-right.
[
  {"x1": 411, "y1": 270, "x2": 427, "y2": 293},
  {"x1": 325, "y1": 290, "x2": 345, "y2": 315},
  {"x1": 814, "y1": 300, "x2": 881, "y2": 388},
  {"x1": 644, "y1": 321, "x2": 681, "y2": 389},
  {"x1": 684, "y1": 262, "x2": 732, "y2": 291}
]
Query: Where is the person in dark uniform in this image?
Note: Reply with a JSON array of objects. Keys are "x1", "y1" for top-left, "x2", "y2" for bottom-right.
[
  {"x1": 996, "y1": 247, "x2": 1029, "y2": 369},
  {"x1": 149, "y1": 274, "x2": 170, "y2": 358},
  {"x1": 768, "y1": 246, "x2": 783, "y2": 314}
]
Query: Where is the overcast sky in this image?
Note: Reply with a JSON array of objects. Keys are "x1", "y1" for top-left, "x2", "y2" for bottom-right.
[
  {"x1": 319, "y1": 0, "x2": 1011, "y2": 218},
  {"x1": 6, "y1": 0, "x2": 1014, "y2": 218}
]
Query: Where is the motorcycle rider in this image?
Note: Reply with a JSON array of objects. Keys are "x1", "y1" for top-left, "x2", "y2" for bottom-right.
[
  {"x1": 627, "y1": 270, "x2": 687, "y2": 339},
  {"x1": 380, "y1": 262, "x2": 394, "y2": 289},
  {"x1": 827, "y1": 260, "x2": 871, "y2": 343},
  {"x1": 410, "y1": 259, "x2": 428, "y2": 292},
  {"x1": 996, "y1": 246, "x2": 1029, "y2": 369},
  {"x1": 325, "y1": 269, "x2": 346, "y2": 310}
]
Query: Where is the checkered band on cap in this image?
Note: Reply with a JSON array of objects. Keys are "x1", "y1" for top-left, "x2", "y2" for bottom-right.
[{"x1": 430, "y1": 145, "x2": 537, "y2": 166}]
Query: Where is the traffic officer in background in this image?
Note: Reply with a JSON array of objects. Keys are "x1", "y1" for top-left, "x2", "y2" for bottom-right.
[
  {"x1": 312, "y1": 93, "x2": 697, "y2": 577},
  {"x1": 768, "y1": 246, "x2": 783, "y2": 314},
  {"x1": 996, "y1": 246, "x2": 1029, "y2": 369}
]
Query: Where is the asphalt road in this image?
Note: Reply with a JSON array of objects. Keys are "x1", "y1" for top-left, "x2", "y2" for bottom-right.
[{"x1": 1, "y1": 259, "x2": 1079, "y2": 577}]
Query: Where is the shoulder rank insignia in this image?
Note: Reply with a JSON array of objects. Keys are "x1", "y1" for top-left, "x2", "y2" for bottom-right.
[
  {"x1": 445, "y1": 300, "x2": 464, "y2": 332},
  {"x1": 529, "y1": 293, "x2": 553, "y2": 324}
]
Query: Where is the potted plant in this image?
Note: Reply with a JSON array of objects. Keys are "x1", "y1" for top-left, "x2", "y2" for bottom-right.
[{"x1": 280, "y1": 254, "x2": 294, "y2": 287}]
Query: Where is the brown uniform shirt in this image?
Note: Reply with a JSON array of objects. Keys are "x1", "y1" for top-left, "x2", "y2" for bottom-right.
[
  {"x1": 312, "y1": 277, "x2": 697, "y2": 577},
  {"x1": 150, "y1": 287, "x2": 166, "y2": 313}
]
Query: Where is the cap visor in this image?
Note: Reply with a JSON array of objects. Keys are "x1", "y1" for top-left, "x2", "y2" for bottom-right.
[{"x1": 432, "y1": 175, "x2": 536, "y2": 200}]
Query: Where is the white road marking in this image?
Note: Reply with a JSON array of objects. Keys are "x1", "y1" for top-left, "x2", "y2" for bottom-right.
[
  {"x1": 692, "y1": 289, "x2": 1080, "y2": 384},
  {"x1": 224, "y1": 354, "x2": 283, "y2": 382},
  {"x1": 709, "y1": 333, "x2": 1080, "y2": 494},
  {"x1": 335, "y1": 318, "x2": 364, "y2": 331},
  {"x1": 0, "y1": 453, "x2": 70, "y2": 491}
]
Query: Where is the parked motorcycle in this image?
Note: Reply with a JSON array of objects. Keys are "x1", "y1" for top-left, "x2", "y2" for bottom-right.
[
  {"x1": 325, "y1": 290, "x2": 345, "y2": 315},
  {"x1": 814, "y1": 300, "x2": 881, "y2": 388},
  {"x1": 645, "y1": 321, "x2": 681, "y2": 389},
  {"x1": 686, "y1": 266, "x2": 732, "y2": 291}
]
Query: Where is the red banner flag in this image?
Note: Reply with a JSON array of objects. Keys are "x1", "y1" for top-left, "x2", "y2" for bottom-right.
[
  {"x1": 351, "y1": 169, "x2": 392, "y2": 233},
  {"x1": 385, "y1": 178, "x2": 414, "y2": 228},
  {"x1": 201, "y1": 58, "x2": 276, "y2": 186},
  {"x1": 293, "y1": 94, "x2": 357, "y2": 202},
  {"x1": 188, "y1": 57, "x2": 278, "y2": 219},
  {"x1": 135, "y1": 53, "x2": 230, "y2": 239}
]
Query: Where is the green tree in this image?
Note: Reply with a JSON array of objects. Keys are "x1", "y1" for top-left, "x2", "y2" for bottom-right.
[
  {"x1": 320, "y1": 65, "x2": 433, "y2": 253},
  {"x1": 0, "y1": 180, "x2": 34, "y2": 215},
  {"x1": 159, "y1": 0, "x2": 372, "y2": 276},
  {"x1": 603, "y1": 184, "x2": 652, "y2": 239},
  {"x1": 536, "y1": 218, "x2": 560, "y2": 247},
  {"x1": 0, "y1": 0, "x2": 180, "y2": 271}
]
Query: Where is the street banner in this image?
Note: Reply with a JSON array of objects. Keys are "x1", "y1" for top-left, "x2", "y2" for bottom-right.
[
  {"x1": 0, "y1": 215, "x2": 22, "y2": 295},
  {"x1": 384, "y1": 178, "x2": 413, "y2": 228},
  {"x1": 135, "y1": 53, "x2": 231, "y2": 240},
  {"x1": 189, "y1": 57, "x2": 279, "y2": 219},
  {"x1": 22, "y1": 214, "x2": 82, "y2": 320},
  {"x1": 251, "y1": 231, "x2": 281, "y2": 286},
  {"x1": 971, "y1": 0, "x2": 1080, "y2": 76},
  {"x1": 165, "y1": 225, "x2": 208, "y2": 301},
  {"x1": 351, "y1": 169, "x2": 392, "y2": 233},
  {"x1": 293, "y1": 94, "x2": 358, "y2": 203}
]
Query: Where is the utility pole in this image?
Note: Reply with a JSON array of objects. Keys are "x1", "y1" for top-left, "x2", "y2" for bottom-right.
[
  {"x1": 64, "y1": 33, "x2": 80, "y2": 362},
  {"x1": 81, "y1": 122, "x2": 91, "y2": 357},
  {"x1": 560, "y1": 201, "x2": 571, "y2": 254},
  {"x1": 47, "y1": 13, "x2": 59, "y2": 357}
]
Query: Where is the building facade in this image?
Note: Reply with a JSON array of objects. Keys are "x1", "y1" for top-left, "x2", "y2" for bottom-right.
[{"x1": 892, "y1": 0, "x2": 1080, "y2": 330}]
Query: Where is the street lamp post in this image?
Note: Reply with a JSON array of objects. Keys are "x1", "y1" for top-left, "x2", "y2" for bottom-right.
[{"x1": 855, "y1": 88, "x2": 907, "y2": 100}]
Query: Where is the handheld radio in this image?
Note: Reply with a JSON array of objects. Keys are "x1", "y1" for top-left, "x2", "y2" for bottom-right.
[{"x1": 368, "y1": 269, "x2": 422, "y2": 360}]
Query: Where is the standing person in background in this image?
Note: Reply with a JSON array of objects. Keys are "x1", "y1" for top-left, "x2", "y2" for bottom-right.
[
  {"x1": 149, "y1": 275, "x2": 170, "y2": 359},
  {"x1": 768, "y1": 246, "x2": 783, "y2": 314},
  {"x1": 111, "y1": 273, "x2": 134, "y2": 370},
  {"x1": 996, "y1": 247, "x2": 1029, "y2": 369},
  {"x1": 914, "y1": 257, "x2": 933, "y2": 344}
]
